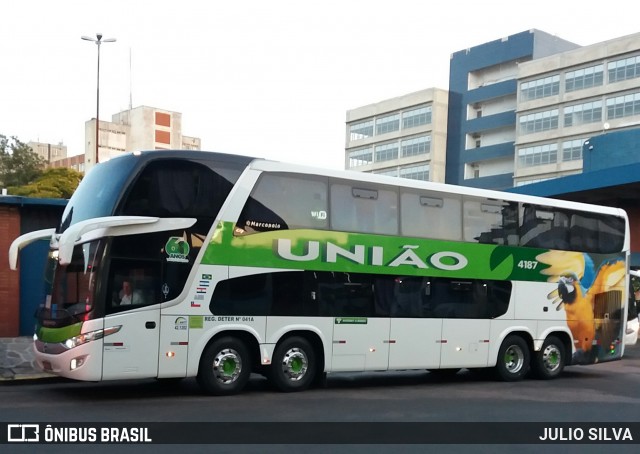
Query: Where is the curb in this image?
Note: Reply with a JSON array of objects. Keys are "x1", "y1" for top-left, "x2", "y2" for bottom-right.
[{"x1": 0, "y1": 373, "x2": 55, "y2": 382}]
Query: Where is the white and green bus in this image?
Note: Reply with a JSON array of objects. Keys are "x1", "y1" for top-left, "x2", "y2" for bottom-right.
[{"x1": 10, "y1": 150, "x2": 631, "y2": 395}]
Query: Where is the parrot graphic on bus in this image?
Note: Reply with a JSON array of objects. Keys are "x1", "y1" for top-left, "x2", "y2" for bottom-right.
[{"x1": 536, "y1": 250, "x2": 626, "y2": 363}]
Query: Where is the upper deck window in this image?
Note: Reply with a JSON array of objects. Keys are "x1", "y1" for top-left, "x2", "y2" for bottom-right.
[{"x1": 236, "y1": 173, "x2": 328, "y2": 235}]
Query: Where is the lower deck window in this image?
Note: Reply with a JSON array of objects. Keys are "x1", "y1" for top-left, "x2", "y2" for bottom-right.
[{"x1": 210, "y1": 271, "x2": 511, "y2": 319}]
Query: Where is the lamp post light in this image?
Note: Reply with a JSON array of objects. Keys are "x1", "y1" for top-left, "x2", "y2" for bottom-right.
[{"x1": 81, "y1": 33, "x2": 116, "y2": 165}]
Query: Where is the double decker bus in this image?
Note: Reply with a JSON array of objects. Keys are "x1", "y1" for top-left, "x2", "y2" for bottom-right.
[{"x1": 10, "y1": 150, "x2": 631, "y2": 395}]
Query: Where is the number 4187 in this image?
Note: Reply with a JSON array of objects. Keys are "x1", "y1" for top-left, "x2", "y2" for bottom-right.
[{"x1": 517, "y1": 260, "x2": 538, "y2": 270}]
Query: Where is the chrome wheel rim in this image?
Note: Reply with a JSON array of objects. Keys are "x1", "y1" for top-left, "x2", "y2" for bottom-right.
[
  {"x1": 213, "y1": 348, "x2": 242, "y2": 384},
  {"x1": 504, "y1": 344, "x2": 524, "y2": 374},
  {"x1": 541, "y1": 344, "x2": 561, "y2": 373},
  {"x1": 280, "y1": 348, "x2": 308, "y2": 381}
]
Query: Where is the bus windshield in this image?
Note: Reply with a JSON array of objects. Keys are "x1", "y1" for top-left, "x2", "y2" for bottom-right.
[
  {"x1": 38, "y1": 240, "x2": 104, "y2": 328},
  {"x1": 59, "y1": 156, "x2": 138, "y2": 233}
]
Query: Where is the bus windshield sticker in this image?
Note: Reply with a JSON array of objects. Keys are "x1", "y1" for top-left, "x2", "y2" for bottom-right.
[{"x1": 165, "y1": 237, "x2": 190, "y2": 263}]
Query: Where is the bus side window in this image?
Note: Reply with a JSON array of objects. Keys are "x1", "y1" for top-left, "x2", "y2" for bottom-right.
[
  {"x1": 330, "y1": 182, "x2": 398, "y2": 235},
  {"x1": 210, "y1": 274, "x2": 271, "y2": 316},
  {"x1": 106, "y1": 263, "x2": 160, "y2": 314},
  {"x1": 317, "y1": 273, "x2": 375, "y2": 317},
  {"x1": 400, "y1": 191, "x2": 462, "y2": 241},
  {"x1": 390, "y1": 276, "x2": 430, "y2": 318},
  {"x1": 235, "y1": 173, "x2": 328, "y2": 235}
]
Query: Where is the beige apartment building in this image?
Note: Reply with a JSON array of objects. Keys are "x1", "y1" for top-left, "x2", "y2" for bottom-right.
[
  {"x1": 345, "y1": 88, "x2": 449, "y2": 183},
  {"x1": 27, "y1": 141, "x2": 68, "y2": 163},
  {"x1": 84, "y1": 105, "x2": 201, "y2": 172}
]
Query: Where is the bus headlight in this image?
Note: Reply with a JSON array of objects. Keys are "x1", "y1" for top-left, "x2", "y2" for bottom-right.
[{"x1": 64, "y1": 325, "x2": 122, "y2": 350}]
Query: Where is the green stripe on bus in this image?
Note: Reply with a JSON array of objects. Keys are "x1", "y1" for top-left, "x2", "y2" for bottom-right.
[
  {"x1": 36, "y1": 323, "x2": 83, "y2": 343},
  {"x1": 201, "y1": 221, "x2": 566, "y2": 282}
]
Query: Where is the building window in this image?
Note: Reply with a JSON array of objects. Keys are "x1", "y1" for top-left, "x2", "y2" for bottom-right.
[
  {"x1": 349, "y1": 119, "x2": 374, "y2": 141},
  {"x1": 518, "y1": 143, "x2": 558, "y2": 167},
  {"x1": 348, "y1": 147, "x2": 373, "y2": 168},
  {"x1": 373, "y1": 168, "x2": 399, "y2": 177},
  {"x1": 606, "y1": 92, "x2": 640, "y2": 119},
  {"x1": 402, "y1": 106, "x2": 431, "y2": 129},
  {"x1": 562, "y1": 138, "x2": 585, "y2": 162},
  {"x1": 155, "y1": 112, "x2": 171, "y2": 127},
  {"x1": 515, "y1": 177, "x2": 553, "y2": 187},
  {"x1": 518, "y1": 109, "x2": 559, "y2": 134},
  {"x1": 399, "y1": 164, "x2": 429, "y2": 181},
  {"x1": 375, "y1": 113, "x2": 400, "y2": 135},
  {"x1": 155, "y1": 130, "x2": 171, "y2": 145},
  {"x1": 401, "y1": 135, "x2": 431, "y2": 157},
  {"x1": 564, "y1": 101, "x2": 602, "y2": 127},
  {"x1": 375, "y1": 142, "x2": 399, "y2": 162},
  {"x1": 520, "y1": 75, "x2": 560, "y2": 101},
  {"x1": 608, "y1": 56, "x2": 640, "y2": 83},
  {"x1": 565, "y1": 65, "x2": 603, "y2": 92}
]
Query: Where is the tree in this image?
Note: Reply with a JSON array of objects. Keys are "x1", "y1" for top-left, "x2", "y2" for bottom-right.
[
  {"x1": 0, "y1": 134, "x2": 46, "y2": 188},
  {"x1": 9, "y1": 167, "x2": 83, "y2": 199}
]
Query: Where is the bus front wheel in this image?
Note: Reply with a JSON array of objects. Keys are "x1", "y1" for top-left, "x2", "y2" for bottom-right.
[
  {"x1": 197, "y1": 337, "x2": 251, "y2": 396},
  {"x1": 495, "y1": 335, "x2": 530, "y2": 381},
  {"x1": 269, "y1": 336, "x2": 317, "y2": 392},
  {"x1": 532, "y1": 335, "x2": 566, "y2": 379}
]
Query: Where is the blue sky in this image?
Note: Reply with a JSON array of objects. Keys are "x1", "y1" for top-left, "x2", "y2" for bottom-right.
[{"x1": 2, "y1": 0, "x2": 638, "y2": 169}]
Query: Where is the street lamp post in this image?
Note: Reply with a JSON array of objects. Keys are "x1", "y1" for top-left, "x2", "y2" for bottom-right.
[{"x1": 81, "y1": 33, "x2": 116, "y2": 165}]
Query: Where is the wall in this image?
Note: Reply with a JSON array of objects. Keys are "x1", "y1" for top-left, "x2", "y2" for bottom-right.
[{"x1": 0, "y1": 206, "x2": 21, "y2": 336}]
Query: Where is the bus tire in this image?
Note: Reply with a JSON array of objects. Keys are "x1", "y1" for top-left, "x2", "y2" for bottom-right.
[
  {"x1": 269, "y1": 336, "x2": 317, "y2": 392},
  {"x1": 197, "y1": 337, "x2": 251, "y2": 396},
  {"x1": 495, "y1": 335, "x2": 530, "y2": 381},
  {"x1": 531, "y1": 335, "x2": 566, "y2": 380}
]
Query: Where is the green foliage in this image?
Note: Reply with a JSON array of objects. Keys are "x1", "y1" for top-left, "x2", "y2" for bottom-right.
[
  {"x1": 8, "y1": 167, "x2": 83, "y2": 199},
  {"x1": 1, "y1": 134, "x2": 47, "y2": 187}
]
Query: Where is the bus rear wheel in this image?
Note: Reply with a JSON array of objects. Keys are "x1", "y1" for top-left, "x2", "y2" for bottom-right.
[
  {"x1": 269, "y1": 336, "x2": 317, "y2": 392},
  {"x1": 495, "y1": 335, "x2": 530, "y2": 381},
  {"x1": 532, "y1": 336, "x2": 566, "y2": 379},
  {"x1": 197, "y1": 337, "x2": 251, "y2": 396}
]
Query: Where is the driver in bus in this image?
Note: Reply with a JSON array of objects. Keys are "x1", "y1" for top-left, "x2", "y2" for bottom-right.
[{"x1": 117, "y1": 279, "x2": 145, "y2": 306}]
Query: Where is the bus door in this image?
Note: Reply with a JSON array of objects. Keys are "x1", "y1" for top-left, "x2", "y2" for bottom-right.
[
  {"x1": 320, "y1": 275, "x2": 390, "y2": 371},
  {"x1": 101, "y1": 260, "x2": 162, "y2": 380},
  {"x1": 436, "y1": 280, "x2": 492, "y2": 368},
  {"x1": 387, "y1": 277, "x2": 442, "y2": 369},
  {"x1": 101, "y1": 310, "x2": 161, "y2": 380}
]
